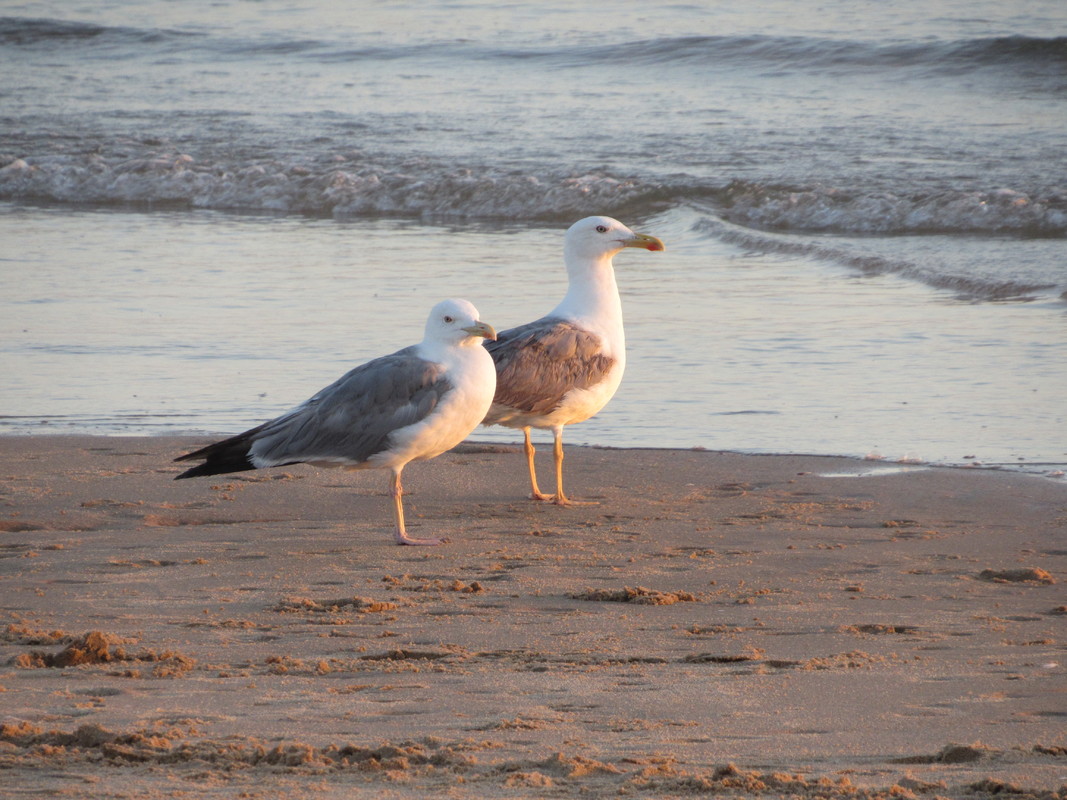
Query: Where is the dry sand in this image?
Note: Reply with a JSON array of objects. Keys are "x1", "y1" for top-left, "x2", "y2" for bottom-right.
[{"x1": 1, "y1": 435, "x2": 1064, "y2": 799}]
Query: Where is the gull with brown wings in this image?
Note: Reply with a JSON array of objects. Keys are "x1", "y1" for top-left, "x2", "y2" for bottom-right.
[{"x1": 483, "y1": 216, "x2": 664, "y2": 505}]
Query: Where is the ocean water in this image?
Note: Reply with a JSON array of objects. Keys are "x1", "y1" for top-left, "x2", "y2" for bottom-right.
[{"x1": 1, "y1": 1, "x2": 1064, "y2": 474}]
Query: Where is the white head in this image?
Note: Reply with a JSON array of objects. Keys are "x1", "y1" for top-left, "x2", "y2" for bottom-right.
[
  {"x1": 423, "y1": 298, "x2": 497, "y2": 347},
  {"x1": 563, "y1": 216, "x2": 665, "y2": 270}
]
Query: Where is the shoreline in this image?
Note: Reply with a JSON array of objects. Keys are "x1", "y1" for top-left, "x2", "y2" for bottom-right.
[
  {"x1": 1, "y1": 435, "x2": 1064, "y2": 799},
  {"x1": 4, "y1": 429, "x2": 1065, "y2": 478}
]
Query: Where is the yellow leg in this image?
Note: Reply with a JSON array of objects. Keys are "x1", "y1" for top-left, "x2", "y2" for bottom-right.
[
  {"x1": 524, "y1": 427, "x2": 552, "y2": 501},
  {"x1": 551, "y1": 426, "x2": 596, "y2": 506},
  {"x1": 390, "y1": 469, "x2": 447, "y2": 546}
]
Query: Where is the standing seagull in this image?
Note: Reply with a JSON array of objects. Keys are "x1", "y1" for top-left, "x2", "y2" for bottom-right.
[
  {"x1": 483, "y1": 216, "x2": 664, "y2": 505},
  {"x1": 174, "y1": 299, "x2": 497, "y2": 546}
]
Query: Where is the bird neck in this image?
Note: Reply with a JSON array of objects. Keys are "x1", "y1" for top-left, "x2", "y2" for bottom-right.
[
  {"x1": 553, "y1": 253, "x2": 622, "y2": 326},
  {"x1": 417, "y1": 335, "x2": 478, "y2": 366}
]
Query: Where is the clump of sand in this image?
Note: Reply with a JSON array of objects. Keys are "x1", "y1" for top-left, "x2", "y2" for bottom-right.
[
  {"x1": 978, "y1": 568, "x2": 1055, "y2": 584},
  {"x1": 569, "y1": 586, "x2": 698, "y2": 605},
  {"x1": 271, "y1": 595, "x2": 399, "y2": 614},
  {"x1": 12, "y1": 630, "x2": 195, "y2": 676}
]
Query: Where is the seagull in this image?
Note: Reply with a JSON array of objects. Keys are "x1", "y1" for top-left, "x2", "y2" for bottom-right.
[
  {"x1": 174, "y1": 299, "x2": 497, "y2": 546},
  {"x1": 482, "y1": 216, "x2": 664, "y2": 505}
]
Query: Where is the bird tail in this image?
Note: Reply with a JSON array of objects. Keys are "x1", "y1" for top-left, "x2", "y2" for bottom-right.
[{"x1": 173, "y1": 423, "x2": 268, "y2": 480}]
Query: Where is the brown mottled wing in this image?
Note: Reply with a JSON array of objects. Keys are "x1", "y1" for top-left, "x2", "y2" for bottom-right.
[{"x1": 485, "y1": 317, "x2": 615, "y2": 416}]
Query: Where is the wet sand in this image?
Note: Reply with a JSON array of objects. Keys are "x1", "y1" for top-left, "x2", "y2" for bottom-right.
[{"x1": 1, "y1": 435, "x2": 1064, "y2": 799}]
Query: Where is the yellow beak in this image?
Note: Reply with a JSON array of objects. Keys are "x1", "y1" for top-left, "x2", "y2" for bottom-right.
[
  {"x1": 622, "y1": 232, "x2": 665, "y2": 252},
  {"x1": 463, "y1": 321, "x2": 497, "y2": 341}
]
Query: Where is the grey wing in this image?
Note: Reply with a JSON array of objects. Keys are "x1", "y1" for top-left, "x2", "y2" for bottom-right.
[
  {"x1": 250, "y1": 346, "x2": 452, "y2": 466},
  {"x1": 485, "y1": 317, "x2": 615, "y2": 416}
]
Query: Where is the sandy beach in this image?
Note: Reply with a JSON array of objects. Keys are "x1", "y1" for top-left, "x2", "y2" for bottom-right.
[{"x1": 1, "y1": 435, "x2": 1063, "y2": 799}]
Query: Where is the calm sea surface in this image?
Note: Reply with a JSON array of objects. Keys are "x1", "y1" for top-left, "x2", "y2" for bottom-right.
[{"x1": 1, "y1": 1, "x2": 1064, "y2": 474}]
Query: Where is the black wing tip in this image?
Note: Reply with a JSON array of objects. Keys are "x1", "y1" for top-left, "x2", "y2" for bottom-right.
[
  {"x1": 173, "y1": 456, "x2": 256, "y2": 480},
  {"x1": 173, "y1": 448, "x2": 207, "y2": 479},
  {"x1": 173, "y1": 463, "x2": 203, "y2": 480},
  {"x1": 173, "y1": 466, "x2": 198, "y2": 481},
  {"x1": 173, "y1": 441, "x2": 220, "y2": 464},
  {"x1": 173, "y1": 437, "x2": 258, "y2": 480}
]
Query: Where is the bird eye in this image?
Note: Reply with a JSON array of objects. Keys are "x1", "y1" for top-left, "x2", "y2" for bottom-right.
[
  {"x1": 595, "y1": 225, "x2": 608, "y2": 233},
  {"x1": 444, "y1": 315, "x2": 454, "y2": 323}
]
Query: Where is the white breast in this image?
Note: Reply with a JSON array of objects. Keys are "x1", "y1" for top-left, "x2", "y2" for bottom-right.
[{"x1": 375, "y1": 344, "x2": 497, "y2": 469}]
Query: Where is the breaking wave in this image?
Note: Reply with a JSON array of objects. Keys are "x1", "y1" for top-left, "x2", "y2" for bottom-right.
[
  {"x1": 718, "y1": 181, "x2": 1067, "y2": 237},
  {"x1": 693, "y1": 215, "x2": 1063, "y2": 302},
  {"x1": 0, "y1": 153, "x2": 663, "y2": 222},
  {"x1": 2, "y1": 151, "x2": 1063, "y2": 239}
]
